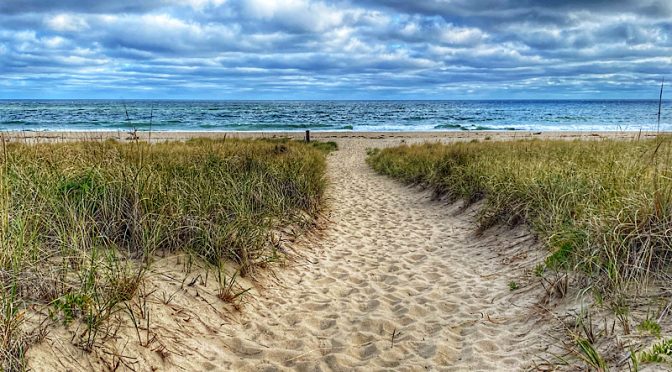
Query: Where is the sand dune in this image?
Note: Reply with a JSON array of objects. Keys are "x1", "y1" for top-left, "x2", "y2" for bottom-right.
[
  {"x1": 28, "y1": 135, "x2": 553, "y2": 371},
  {"x1": 217, "y1": 138, "x2": 549, "y2": 370}
]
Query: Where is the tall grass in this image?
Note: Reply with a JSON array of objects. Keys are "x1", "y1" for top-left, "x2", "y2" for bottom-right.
[
  {"x1": 367, "y1": 138, "x2": 672, "y2": 296},
  {"x1": 0, "y1": 137, "x2": 330, "y2": 368}
]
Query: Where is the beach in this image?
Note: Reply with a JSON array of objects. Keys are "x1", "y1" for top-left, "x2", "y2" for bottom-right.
[
  {"x1": 20, "y1": 131, "x2": 535, "y2": 370},
  {"x1": 210, "y1": 136, "x2": 546, "y2": 370},
  {"x1": 14, "y1": 130, "x2": 655, "y2": 371},
  {"x1": 0, "y1": 128, "x2": 653, "y2": 144},
  {"x1": 4, "y1": 0, "x2": 671, "y2": 369}
]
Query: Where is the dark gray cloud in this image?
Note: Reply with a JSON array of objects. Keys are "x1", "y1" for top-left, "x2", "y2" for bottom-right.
[{"x1": 0, "y1": 0, "x2": 670, "y2": 99}]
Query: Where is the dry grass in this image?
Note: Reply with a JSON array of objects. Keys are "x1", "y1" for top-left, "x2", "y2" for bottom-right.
[
  {"x1": 368, "y1": 137, "x2": 672, "y2": 369},
  {"x1": 0, "y1": 137, "x2": 331, "y2": 369}
]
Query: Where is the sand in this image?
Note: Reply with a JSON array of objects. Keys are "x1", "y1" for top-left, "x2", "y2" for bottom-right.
[
  {"x1": 24, "y1": 131, "x2": 651, "y2": 371},
  {"x1": 0, "y1": 129, "x2": 651, "y2": 144},
  {"x1": 214, "y1": 138, "x2": 548, "y2": 370}
]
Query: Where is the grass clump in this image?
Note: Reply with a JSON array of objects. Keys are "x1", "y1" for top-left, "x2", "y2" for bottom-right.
[
  {"x1": 0, "y1": 137, "x2": 328, "y2": 366},
  {"x1": 638, "y1": 337, "x2": 672, "y2": 365},
  {"x1": 309, "y1": 141, "x2": 338, "y2": 153},
  {"x1": 367, "y1": 138, "x2": 672, "y2": 296},
  {"x1": 638, "y1": 318, "x2": 662, "y2": 337}
]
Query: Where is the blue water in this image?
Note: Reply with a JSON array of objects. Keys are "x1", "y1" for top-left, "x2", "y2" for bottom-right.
[{"x1": 0, "y1": 100, "x2": 670, "y2": 131}]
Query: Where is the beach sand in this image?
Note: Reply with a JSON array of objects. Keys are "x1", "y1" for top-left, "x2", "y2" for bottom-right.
[
  {"x1": 24, "y1": 131, "x2": 648, "y2": 371},
  {"x1": 211, "y1": 137, "x2": 549, "y2": 370},
  {"x1": 0, "y1": 129, "x2": 652, "y2": 144}
]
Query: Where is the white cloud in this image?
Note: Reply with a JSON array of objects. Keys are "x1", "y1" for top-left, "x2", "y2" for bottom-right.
[
  {"x1": 241, "y1": 0, "x2": 347, "y2": 32},
  {"x1": 0, "y1": 0, "x2": 671, "y2": 98},
  {"x1": 439, "y1": 25, "x2": 485, "y2": 45},
  {"x1": 184, "y1": 0, "x2": 228, "y2": 10},
  {"x1": 46, "y1": 13, "x2": 89, "y2": 32},
  {"x1": 43, "y1": 36, "x2": 66, "y2": 48}
]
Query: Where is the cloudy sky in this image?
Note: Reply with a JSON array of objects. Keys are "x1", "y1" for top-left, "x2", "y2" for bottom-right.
[{"x1": 0, "y1": 0, "x2": 670, "y2": 99}]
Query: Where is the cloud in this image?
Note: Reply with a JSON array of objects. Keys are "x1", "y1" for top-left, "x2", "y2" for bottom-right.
[
  {"x1": 45, "y1": 14, "x2": 89, "y2": 32},
  {"x1": 241, "y1": 0, "x2": 346, "y2": 33},
  {"x1": 0, "y1": 0, "x2": 174, "y2": 15},
  {"x1": 0, "y1": 0, "x2": 670, "y2": 98}
]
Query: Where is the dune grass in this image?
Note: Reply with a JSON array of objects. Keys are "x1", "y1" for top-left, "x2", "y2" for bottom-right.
[
  {"x1": 368, "y1": 138, "x2": 672, "y2": 297},
  {"x1": 0, "y1": 137, "x2": 331, "y2": 369},
  {"x1": 368, "y1": 137, "x2": 672, "y2": 368}
]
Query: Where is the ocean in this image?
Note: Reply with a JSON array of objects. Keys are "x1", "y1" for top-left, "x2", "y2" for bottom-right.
[{"x1": 0, "y1": 100, "x2": 670, "y2": 132}]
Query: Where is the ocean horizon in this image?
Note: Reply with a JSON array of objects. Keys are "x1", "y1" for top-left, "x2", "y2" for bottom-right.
[{"x1": 1, "y1": 99, "x2": 670, "y2": 132}]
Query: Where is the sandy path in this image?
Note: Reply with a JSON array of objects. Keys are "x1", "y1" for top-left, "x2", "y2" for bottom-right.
[
  {"x1": 218, "y1": 139, "x2": 545, "y2": 371},
  {"x1": 28, "y1": 137, "x2": 548, "y2": 371}
]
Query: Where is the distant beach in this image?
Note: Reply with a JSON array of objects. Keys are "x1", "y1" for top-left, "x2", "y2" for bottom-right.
[{"x1": 0, "y1": 129, "x2": 655, "y2": 145}]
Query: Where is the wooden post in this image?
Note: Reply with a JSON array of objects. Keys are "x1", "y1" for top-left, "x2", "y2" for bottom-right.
[{"x1": 305, "y1": 129, "x2": 310, "y2": 143}]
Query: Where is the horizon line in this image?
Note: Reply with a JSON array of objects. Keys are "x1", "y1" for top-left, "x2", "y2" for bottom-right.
[{"x1": 1, "y1": 98, "x2": 670, "y2": 102}]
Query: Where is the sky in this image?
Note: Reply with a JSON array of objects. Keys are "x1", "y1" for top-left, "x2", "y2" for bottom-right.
[{"x1": 0, "y1": 0, "x2": 670, "y2": 100}]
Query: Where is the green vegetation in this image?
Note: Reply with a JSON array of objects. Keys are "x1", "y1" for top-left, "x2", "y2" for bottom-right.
[
  {"x1": 0, "y1": 137, "x2": 330, "y2": 369},
  {"x1": 367, "y1": 137, "x2": 672, "y2": 369},
  {"x1": 574, "y1": 337, "x2": 608, "y2": 371},
  {"x1": 367, "y1": 138, "x2": 672, "y2": 295},
  {"x1": 638, "y1": 318, "x2": 662, "y2": 337},
  {"x1": 638, "y1": 337, "x2": 672, "y2": 365},
  {"x1": 309, "y1": 140, "x2": 338, "y2": 153}
]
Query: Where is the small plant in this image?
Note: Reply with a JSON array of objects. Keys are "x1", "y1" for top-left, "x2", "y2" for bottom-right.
[
  {"x1": 508, "y1": 281, "x2": 519, "y2": 291},
  {"x1": 216, "y1": 267, "x2": 250, "y2": 305},
  {"x1": 575, "y1": 337, "x2": 608, "y2": 371},
  {"x1": 638, "y1": 337, "x2": 672, "y2": 364},
  {"x1": 638, "y1": 318, "x2": 662, "y2": 337},
  {"x1": 565, "y1": 310, "x2": 609, "y2": 371},
  {"x1": 50, "y1": 293, "x2": 90, "y2": 325},
  {"x1": 541, "y1": 272, "x2": 568, "y2": 300},
  {"x1": 611, "y1": 298, "x2": 631, "y2": 335}
]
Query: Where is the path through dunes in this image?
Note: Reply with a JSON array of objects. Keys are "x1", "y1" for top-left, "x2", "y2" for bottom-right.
[
  {"x1": 221, "y1": 138, "x2": 547, "y2": 371},
  {"x1": 28, "y1": 137, "x2": 548, "y2": 371}
]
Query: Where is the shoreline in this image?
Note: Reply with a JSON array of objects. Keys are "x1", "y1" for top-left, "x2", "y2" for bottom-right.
[{"x1": 0, "y1": 130, "x2": 660, "y2": 143}]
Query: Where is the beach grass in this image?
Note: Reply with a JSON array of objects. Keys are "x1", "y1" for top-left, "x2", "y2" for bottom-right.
[
  {"x1": 367, "y1": 137, "x2": 672, "y2": 298},
  {"x1": 367, "y1": 137, "x2": 672, "y2": 368},
  {"x1": 0, "y1": 137, "x2": 331, "y2": 369}
]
